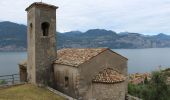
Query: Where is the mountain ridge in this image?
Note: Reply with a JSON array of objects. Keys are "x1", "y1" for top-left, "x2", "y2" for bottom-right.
[{"x1": 1, "y1": 21, "x2": 170, "y2": 51}]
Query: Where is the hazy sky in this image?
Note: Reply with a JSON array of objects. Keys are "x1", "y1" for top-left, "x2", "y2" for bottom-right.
[{"x1": 0, "y1": 0, "x2": 170, "y2": 35}]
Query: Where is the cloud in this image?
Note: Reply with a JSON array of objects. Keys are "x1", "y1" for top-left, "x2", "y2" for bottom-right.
[{"x1": 0, "y1": 0, "x2": 170, "y2": 35}]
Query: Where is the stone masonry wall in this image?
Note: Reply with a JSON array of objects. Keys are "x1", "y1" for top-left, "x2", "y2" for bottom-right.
[
  {"x1": 87, "y1": 82, "x2": 126, "y2": 100},
  {"x1": 27, "y1": 5, "x2": 57, "y2": 85},
  {"x1": 78, "y1": 50, "x2": 128, "y2": 99},
  {"x1": 53, "y1": 64, "x2": 79, "y2": 98}
]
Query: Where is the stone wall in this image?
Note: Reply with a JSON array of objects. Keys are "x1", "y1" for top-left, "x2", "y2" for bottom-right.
[
  {"x1": 26, "y1": 4, "x2": 57, "y2": 85},
  {"x1": 53, "y1": 64, "x2": 79, "y2": 98},
  {"x1": 53, "y1": 49, "x2": 128, "y2": 99},
  {"x1": 19, "y1": 65, "x2": 27, "y2": 82},
  {"x1": 85, "y1": 82, "x2": 126, "y2": 100},
  {"x1": 127, "y1": 95, "x2": 142, "y2": 100},
  {"x1": 78, "y1": 49, "x2": 128, "y2": 99}
]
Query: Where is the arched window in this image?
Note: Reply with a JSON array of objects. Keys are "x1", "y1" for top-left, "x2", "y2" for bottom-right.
[{"x1": 41, "y1": 22, "x2": 50, "y2": 36}]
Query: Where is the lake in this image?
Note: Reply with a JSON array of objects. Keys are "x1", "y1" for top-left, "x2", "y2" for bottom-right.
[{"x1": 0, "y1": 48, "x2": 170, "y2": 75}]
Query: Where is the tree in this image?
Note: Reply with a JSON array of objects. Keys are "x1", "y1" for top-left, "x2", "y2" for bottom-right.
[
  {"x1": 148, "y1": 71, "x2": 170, "y2": 100},
  {"x1": 144, "y1": 77, "x2": 149, "y2": 84},
  {"x1": 128, "y1": 71, "x2": 170, "y2": 100}
]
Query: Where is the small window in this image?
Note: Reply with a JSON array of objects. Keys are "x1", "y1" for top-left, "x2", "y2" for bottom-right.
[
  {"x1": 65, "y1": 76, "x2": 69, "y2": 87},
  {"x1": 41, "y1": 22, "x2": 50, "y2": 36},
  {"x1": 30, "y1": 23, "x2": 32, "y2": 28},
  {"x1": 29, "y1": 23, "x2": 33, "y2": 37},
  {"x1": 29, "y1": 23, "x2": 33, "y2": 32}
]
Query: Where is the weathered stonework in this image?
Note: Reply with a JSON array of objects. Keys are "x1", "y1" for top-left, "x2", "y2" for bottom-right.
[
  {"x1": 87, "y1": 82, "x2": 126, "y2": 100},
  {"x1": 19, "y1": 2, "x2": 128, "y2": 100},
  {"x1": 19, "y1": 64, "x2": 27, "y2": 82},
  {"x1": 53, "y1": 49, "x2": 128, "y2": 99},
  {"x1": 26, "y1": 2, "x2": 58, "y2": 86},
  {"x1": 53, "y1": 64, "x2": 79, "y2": 98}
]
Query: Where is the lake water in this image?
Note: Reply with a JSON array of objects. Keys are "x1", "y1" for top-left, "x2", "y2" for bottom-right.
[
  {"x1": 0, "y1": 48, "x2": 170, "y2": 75},
  {"x1": 114, "y1": 48, "x2": 170, "y2": 73}
]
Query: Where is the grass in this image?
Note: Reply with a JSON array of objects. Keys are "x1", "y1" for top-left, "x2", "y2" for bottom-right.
[{"x1": 0, "y1": 84, "x2": 65, "y2": 100}]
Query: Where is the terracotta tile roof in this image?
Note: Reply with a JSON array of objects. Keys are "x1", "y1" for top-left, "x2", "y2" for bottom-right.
[
  {"x1": 54, "y1": 48, "x2": 108, "y2": 67},
  {"x1": 129, "y1": 73, "x2": 151, "y2": 85},
  {"x1": 26, "y1": 2, "x2": 58, "y2": 11},
  {"x1": 92, "y1": 68, "x2": 126, "y2": 84},
  {"x1": 19, "y1": 48, "x2": 112, "y2": 67}
]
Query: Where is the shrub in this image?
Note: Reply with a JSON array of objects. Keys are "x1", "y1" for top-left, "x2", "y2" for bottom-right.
[
  {"x1": 128, "y1": 71, "x2": 170, "y2": 100},
  {"x1": 0, "y1": 80, "x2": 7, "y2": 85}
]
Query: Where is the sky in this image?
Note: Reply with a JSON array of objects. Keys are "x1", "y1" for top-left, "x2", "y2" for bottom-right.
[{"x1": 0, "y1": 0, "x2": 170, "y2": 35}]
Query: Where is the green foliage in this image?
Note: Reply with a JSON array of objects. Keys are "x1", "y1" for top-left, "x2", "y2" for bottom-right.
[
  {"x1": 128, "y1": 71, "x2": 170, "y2": 100},
  {"x1": 144, "y1": 77, "x2": 149, "y2": 84},
  {"x1": 128, "y1": 83, "x2": 144, "y2": 98},
  {"x1": 0, "y1": 80, "x2": 7, "y2": 85}
]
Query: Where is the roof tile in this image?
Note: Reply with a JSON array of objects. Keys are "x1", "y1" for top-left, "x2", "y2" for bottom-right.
[
  {"x1": 54, "y1": 48, "x2": 107, "y2": 67},
  {"x1": 19, "y1": 48, "x2": 108, "y2": 67},
  {"x1": 92, "y1": 68, "x2": 126, "y2": 84}
]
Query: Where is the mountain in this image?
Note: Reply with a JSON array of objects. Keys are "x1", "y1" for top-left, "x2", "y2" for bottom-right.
[
  {"x1": 0, "y1": 21, "x2": 27, "y2": 51},
  {"x1": 1, "y1": 21, "x2": 170, "y2": 51},
  {"x1": 59, "y1": 30, "x2": 170, "y2": 49}
]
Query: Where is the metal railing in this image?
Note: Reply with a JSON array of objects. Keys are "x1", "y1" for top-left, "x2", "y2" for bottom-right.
[{"x1": 0, "y1": 74, "x2": 20, "y2": 86}]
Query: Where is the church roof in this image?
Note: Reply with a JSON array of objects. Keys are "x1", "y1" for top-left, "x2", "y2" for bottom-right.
[
  {"x1": 92, "y1": 68, "x2": 126, "y2": 84},
  {"x1": 19, "y1": 48, "x2": 127, "y2": 67},
  {"x1": 26, "y1": 2, "x2": 58, "y2": 11},
  {"x1": 54, "y1": 48, "x2": 108, "y2": 67}
]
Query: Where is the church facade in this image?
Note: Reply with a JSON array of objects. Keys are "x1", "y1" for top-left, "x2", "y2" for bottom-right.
[{"x1": 19, "y1": 2, "x2": 128, "y2": 100}]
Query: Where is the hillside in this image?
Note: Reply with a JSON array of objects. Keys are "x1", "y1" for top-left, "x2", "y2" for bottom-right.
[
  {"x1": 0, "y1": 84, "x2": 65, "y2": 100},
  {"x1": 0, "y1": 21, "x2": 26, "y2": 51},
  {"x1": 1, "y1": 21, "x2": 170, "y2": 51}
]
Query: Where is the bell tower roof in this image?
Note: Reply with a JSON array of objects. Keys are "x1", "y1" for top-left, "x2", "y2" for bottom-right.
[{"x1": 25, "y1": 2, "x2": 58, "y2": 11}]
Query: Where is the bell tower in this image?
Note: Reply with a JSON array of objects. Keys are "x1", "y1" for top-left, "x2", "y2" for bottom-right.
[{"x1": 25, "y1": 2, "x2": 58, "y2": 85}]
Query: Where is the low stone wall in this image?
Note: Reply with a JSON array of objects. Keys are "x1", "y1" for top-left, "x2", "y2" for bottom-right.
[
  {"x1": 47, "y1": 86, "x2": 77, "y2": 100},
  {"x1": 127, "y1": 95, "x2": 142, "y2": 100}
]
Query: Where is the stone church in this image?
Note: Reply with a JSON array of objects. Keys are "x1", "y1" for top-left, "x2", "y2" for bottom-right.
[{"x1": 19, "y1": 2, "x2": 128, "y2": 100}]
